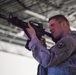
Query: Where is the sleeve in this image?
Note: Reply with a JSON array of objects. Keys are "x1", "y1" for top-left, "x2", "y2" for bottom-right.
[{"x1": 28, "y1": 36, "x2": 75, "y2": 68}]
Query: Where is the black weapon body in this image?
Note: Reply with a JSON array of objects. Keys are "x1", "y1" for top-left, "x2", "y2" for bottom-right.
[{"x1": 0, "y1": 14, "x2": 58, "y2": 50}]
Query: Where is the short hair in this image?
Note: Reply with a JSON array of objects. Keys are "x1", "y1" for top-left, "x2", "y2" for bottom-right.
[{"x1": 48, "y1": 14, "x2": 69, "y2": 26}]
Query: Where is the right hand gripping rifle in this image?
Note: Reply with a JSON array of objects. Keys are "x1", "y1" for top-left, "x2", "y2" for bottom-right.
[{"x1": 0, "y1": 14, "x2": 58, "y2": 50}]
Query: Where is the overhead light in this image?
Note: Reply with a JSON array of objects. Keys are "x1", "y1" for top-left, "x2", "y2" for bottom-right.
[{"x1": 24, "y1": 10, "x2": 49, "y2": 21}]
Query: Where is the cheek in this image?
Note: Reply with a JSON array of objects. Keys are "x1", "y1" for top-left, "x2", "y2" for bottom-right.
[
  {"x1": 55, "y1": 28, "x2": 61, "y2": 36},
  {"x1": 55, "y1": 28, "x2": 63, "y2": 37},
  {"x1": 56, "y1": 29, "x2": 61, "y2": 34},
  {"x1": 55, "y1": 25, "x2": 62, "y2": 31}
]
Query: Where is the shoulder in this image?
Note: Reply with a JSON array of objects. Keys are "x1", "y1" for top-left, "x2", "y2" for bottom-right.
[
  {"x1": 69, "y1": 31, "x2": 76, "y2": 37},
  {"x1": 57, "y1": 33, "x2": 75, "y2": 49},
  {"x1": 52, "y1": 34, "x2": 75, "y2": 54},
  {"x1": 59, "y1": 31, "x2": 76, "y2": 45}
]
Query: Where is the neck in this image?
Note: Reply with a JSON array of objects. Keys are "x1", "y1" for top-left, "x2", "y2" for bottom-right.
[{"x1": 62, "y1": 28, "x2": 71, "y2": 38}]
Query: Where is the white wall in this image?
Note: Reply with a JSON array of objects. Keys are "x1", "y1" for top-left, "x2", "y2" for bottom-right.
[{"x1": 0, "y1": 51, "x2": 38, "y2": 75}]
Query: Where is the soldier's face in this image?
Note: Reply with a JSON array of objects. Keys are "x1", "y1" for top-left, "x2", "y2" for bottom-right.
[{"x1": 49, "y1": 19, "x2": 64, "y2": 39}]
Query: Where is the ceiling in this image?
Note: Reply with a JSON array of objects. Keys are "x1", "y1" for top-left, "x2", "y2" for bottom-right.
[{"x1": 0, "y1": 0, "x2": 76, "y2": 57}]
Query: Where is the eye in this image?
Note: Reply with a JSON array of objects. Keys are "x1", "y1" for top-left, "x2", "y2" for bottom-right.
[
  {"x1": 51, "y1": 24, "x2": 54, "y2": 26},
  {"x1": 50, "y1": 24, "x2": 54, "y2": 27}
]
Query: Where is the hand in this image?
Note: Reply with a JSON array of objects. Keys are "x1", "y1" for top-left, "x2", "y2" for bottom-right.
[{"x1": 26, "y1": 23, "x2": 37, "y2": 40}]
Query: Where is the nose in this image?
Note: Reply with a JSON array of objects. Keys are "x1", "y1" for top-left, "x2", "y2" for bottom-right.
[{"x1": 49, "y1": 26, "x2": 52, "y2": 32}]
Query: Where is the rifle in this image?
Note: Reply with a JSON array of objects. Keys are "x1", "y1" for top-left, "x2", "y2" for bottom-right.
[{"x1": 0, "y1": 14, "x2": 58, "y2": 50}]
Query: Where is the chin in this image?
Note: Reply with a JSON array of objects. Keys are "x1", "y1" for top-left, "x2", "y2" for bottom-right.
[
  {"x1": 53, "y1": 35, "x2": 57, "y2": 39},
  {"x1": 54, "y1": 35, "x2": 59, "y2": 39}
]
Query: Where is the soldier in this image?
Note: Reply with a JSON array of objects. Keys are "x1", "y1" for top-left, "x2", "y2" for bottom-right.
[{"x1": 26, "y1": 15, "x2": 76, "y2": 75}]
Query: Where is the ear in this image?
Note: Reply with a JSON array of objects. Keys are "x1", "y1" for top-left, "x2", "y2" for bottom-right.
[{"x1": 62, "y1": 21, "x2": 67, "y2": 28}]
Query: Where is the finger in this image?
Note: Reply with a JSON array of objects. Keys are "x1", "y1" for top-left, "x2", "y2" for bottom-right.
[{"x1": 28, "y1": 23, "x2": 32, "y2": 28}]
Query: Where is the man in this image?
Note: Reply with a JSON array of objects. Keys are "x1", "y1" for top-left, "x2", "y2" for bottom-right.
[{"x1": 26, "y1": 15, "x2": 76, "y2": 75}]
